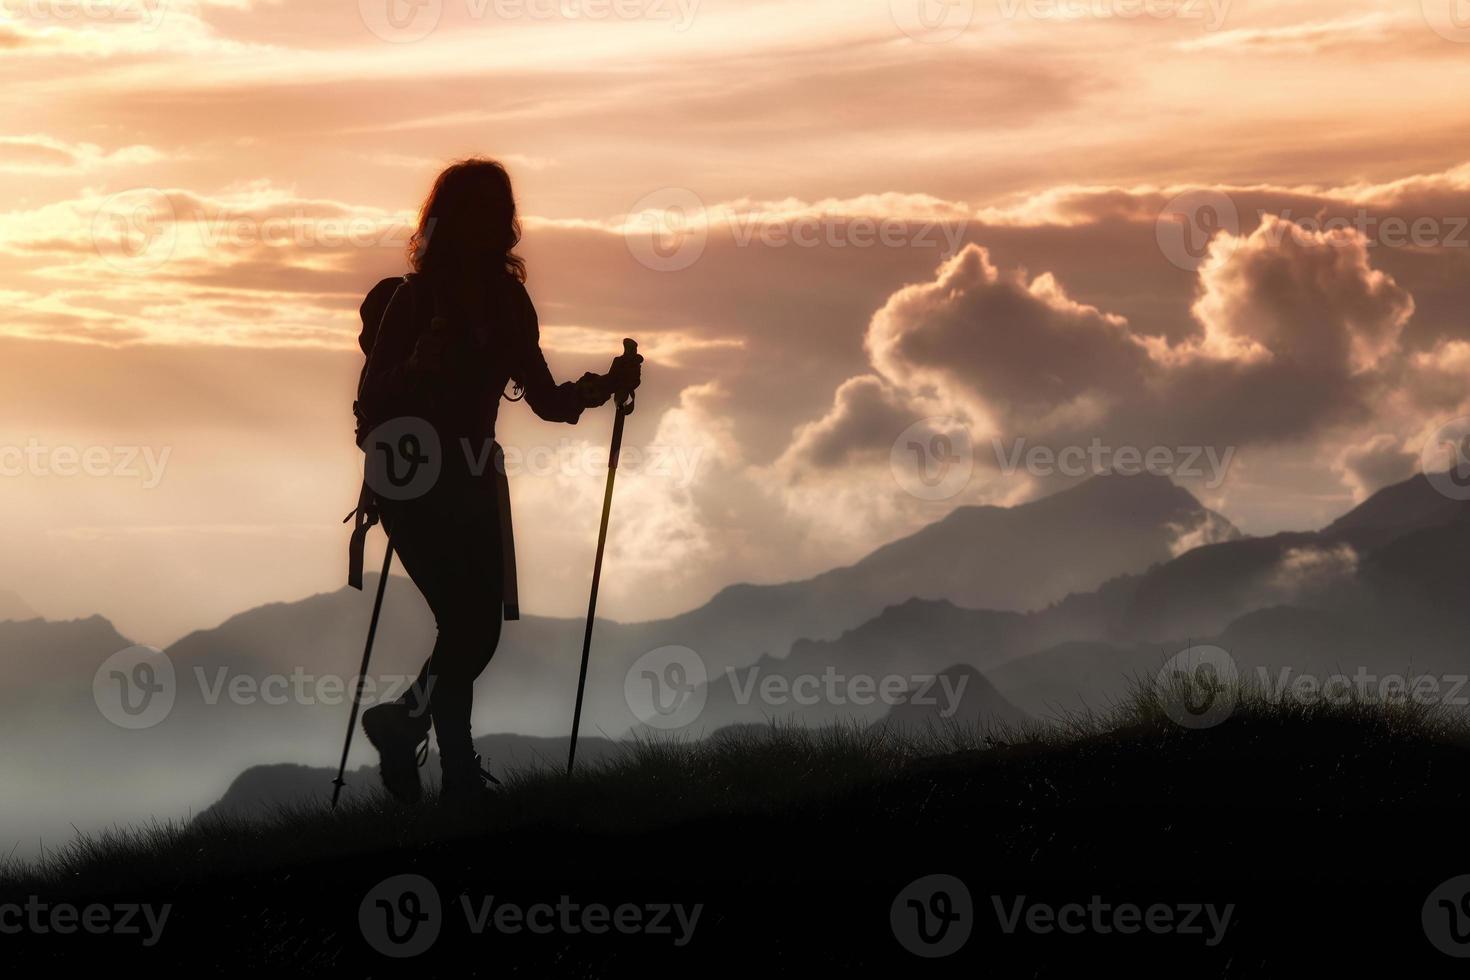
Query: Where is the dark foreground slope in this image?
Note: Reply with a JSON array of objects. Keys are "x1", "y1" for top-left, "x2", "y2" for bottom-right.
[{"x1": 5, "y1": 700, "x2": 1470, "y2": 975}]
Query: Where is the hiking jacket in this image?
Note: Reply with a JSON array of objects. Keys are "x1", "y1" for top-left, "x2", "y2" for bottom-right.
[
  {"x1": 357, "y1": 271, "x2": 584, "y2": 448},
  {"x1": 348, "y1": 271, "x2": 577, "y2": 620}
]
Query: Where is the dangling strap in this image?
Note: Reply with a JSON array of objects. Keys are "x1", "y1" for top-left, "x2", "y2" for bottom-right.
[
  {"x1": 345, "y1": 480, "x2": 379, "y2": 591},
  {"x1": 492, "y1": 442, "x2": 520, "y2": 621}
]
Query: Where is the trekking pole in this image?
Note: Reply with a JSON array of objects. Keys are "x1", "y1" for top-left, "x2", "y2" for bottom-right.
[
  {"x1": 567, "y1": 339, "x2": 638, "y2": 777},
  {"x1": 331, "y1": 533, "x2": 394, "y2": 807}
]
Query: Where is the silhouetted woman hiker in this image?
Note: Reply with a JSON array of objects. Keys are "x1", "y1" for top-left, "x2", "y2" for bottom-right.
[{"x1": 351, "y1": 159, "x2": 641, "y2": 802}]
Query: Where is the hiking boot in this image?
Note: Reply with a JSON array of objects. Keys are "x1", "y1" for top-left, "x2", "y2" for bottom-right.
[
  {"x1": 362, "y1": 702, "x2": 430, "y2": 804},
  {"x1": 440, "y1": 753, "x2": 502, "y2": 804}
]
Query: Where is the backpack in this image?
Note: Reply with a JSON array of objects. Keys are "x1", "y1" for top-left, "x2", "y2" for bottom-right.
[
  {"x1": 343, "y1": 276, "x2": 522, "y2": 620},
  {"x1": 352, "y1": 275, "x2": 412, "y2": 449},
  {"x1": 345, "y1": 276, "x2": 407, "y2": 590}
]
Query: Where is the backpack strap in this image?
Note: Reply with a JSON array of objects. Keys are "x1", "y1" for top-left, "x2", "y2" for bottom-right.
[{"x1": 346, "y1": 275, "x2": 411, "y2": 590}]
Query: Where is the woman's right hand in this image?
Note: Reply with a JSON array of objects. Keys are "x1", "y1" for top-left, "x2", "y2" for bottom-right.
[{"x1": 606, "y1": 346, "x2": 643, "y2": 397}]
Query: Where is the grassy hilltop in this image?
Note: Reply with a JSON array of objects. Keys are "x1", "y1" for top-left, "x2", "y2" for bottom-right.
[{"x1": 6, "y1": 685, "x2": 1470, "y2": 974}]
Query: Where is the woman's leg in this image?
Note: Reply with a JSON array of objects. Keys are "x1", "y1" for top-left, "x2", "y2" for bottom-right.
[{"x1": 385, "y1": 483, "x2": 504, "y2": 774}]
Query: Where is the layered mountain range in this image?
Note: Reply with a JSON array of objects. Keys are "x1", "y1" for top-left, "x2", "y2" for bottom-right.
[{"x1": 6, "y1": 471, "x2": 1466, "y2": 830}]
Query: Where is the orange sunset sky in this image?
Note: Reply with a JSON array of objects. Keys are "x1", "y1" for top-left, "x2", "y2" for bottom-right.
[{"x1": 2, "y1": 0, "x2": 1469, "y2": 644}]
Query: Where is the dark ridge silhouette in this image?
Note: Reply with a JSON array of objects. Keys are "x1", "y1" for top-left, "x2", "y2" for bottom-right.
[
  {"x1": 5, "y1": 699, "x2": 1466, "y2": 972},
  {"x1": 201, "y1": 733, "x2": 625, "y2": 821},
  {"x1": 1325, "y1": 471, "x2": 1470, "y2": 541}
]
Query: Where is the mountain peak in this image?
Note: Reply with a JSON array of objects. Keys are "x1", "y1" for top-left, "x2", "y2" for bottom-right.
[
  {"x1": 0, "y1": 589, "x2": 39, "y2": 623},
  {"x1": 1327, "y1": 471, "x2": 1469, "y2": 538},
  {"x1": 1037, "y1": 471, "x2": 1198, "y2": 514}
]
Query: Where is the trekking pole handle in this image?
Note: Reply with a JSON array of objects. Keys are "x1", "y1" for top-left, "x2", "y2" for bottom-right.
[{"x1": 616, "y1": 338, "x2": 639, "y2": 414}]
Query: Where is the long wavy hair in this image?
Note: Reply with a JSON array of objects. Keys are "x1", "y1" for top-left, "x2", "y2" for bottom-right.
[{"x1": 408, "y1": 158, "x2": 526, "y2": 282}]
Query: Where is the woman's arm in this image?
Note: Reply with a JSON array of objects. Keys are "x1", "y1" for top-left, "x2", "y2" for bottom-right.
[{"x1": 509, "y1": 284, "x2": 590, "y2": 424}]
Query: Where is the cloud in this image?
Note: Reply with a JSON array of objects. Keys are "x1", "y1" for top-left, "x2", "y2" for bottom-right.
[
  {"x1": 1265, "y1": 543, "x2": 1360, "y2": 601},
  {"x1": 0, "y1": 135, "x2": 163, "y2": 174},
  {"x1": 1177, "y1": 13, "x2": 1401, "y2": 55},
  {"x1": 865, "y1": 244, "x2": 1148, "y2": 436},
  {"x1": 0, "y1": 182, "x2": 423, "y2": 346},
  {"x1": 782, "y1": 208, "x2": 1422, "y2": 528},
  {"x1": 1186, "y1": 214, "x2": 1413, "y2": 373},
  {"x1": 779, "y1": 375, "x2": 912, "y2": 471},
  {"x1": 1335, "y1": 434, "x2": 1417, "y2": 501}
]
